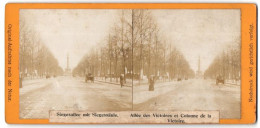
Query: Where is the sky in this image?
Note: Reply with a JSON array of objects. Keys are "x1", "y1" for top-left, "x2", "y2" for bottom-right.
[
  {"x1": 152, "y1": 9, "x2": 241, "y2": 72},
  {"x1": 20, "y1": 9, "x2": 120, "y2": 70},
  {"x1": 20, "y1": 9, "x2": 240, "y2": 73}
]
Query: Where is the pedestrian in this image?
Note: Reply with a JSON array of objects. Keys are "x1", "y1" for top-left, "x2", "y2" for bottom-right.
[
  {"x1": 120, "y1": 74, "x2": 124, "y2": 88},
  {"x1": 149, "y1": 75, "x2": 155, "y2": 91}
]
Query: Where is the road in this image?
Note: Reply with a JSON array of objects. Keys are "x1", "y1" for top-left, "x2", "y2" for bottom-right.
[
  {"x1": 20, "y1": 77, "x2": 240, "y2": 119},
  {"x1": 133, "y1": 79, "x2": 240, "y2": 119},
  {"x1": 20, "y1": 76, "x2": 132, "y2": 119}
]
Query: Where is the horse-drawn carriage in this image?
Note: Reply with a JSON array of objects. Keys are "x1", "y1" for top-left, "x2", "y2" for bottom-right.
[
  {"x1": 216, "y1": 75, "x2": 224, "y2": 85},
  {"x1": 85, "y1": 73, "x2": 94, "y2": 83}
]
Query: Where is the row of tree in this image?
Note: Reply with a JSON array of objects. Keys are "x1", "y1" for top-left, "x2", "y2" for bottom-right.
[
  {"x1": 19, "y1": 18, "x2": 63, "y2": 79},
  {"x1": 73, "y1": 10, "x2": 195, "y2": 81},
  {"x1": 204, "y1": 39, "x2": 240, "y2": 80}
]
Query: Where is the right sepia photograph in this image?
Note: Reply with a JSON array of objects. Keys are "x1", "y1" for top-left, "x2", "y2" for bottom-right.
[
  {"x1": 132, "y1": 9, "x2": 241, "y2": 119},
  {"x1": 19, "y1": 8, "x2": 241, "y2": 120}
]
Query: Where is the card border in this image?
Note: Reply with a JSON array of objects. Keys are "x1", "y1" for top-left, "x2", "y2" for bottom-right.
[{"x1": 5, "y1": 3, "x2": 257, "y2": 124}]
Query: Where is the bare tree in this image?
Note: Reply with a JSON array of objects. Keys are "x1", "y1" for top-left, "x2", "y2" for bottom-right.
[{"x1": 73, "y1": 9, "x2": 194, "y2": 84}]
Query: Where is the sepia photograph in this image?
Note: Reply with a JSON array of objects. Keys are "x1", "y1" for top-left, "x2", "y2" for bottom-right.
[
  {"x1": 19, "y1": 9, "x2": 241, "y2": 119},
  {"x1": 19, "y1": 9, "x2": 133, "y2": 119},
  {"x1": 132, "y1": 9, "x2": 241, "y2": 119}
]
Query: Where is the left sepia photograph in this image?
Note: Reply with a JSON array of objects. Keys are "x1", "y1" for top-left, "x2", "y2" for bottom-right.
[{"x1": 19, "y1": 9, "x2": 133, "y2": 119}]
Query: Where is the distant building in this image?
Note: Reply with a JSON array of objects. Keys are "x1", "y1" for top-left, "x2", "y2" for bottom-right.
[
  {"x1": 64, "y1": 53, "x2": 71, "y2": 75},
  {"x1": 196, "y1": 56, "x2": 203, "y2": 78}
]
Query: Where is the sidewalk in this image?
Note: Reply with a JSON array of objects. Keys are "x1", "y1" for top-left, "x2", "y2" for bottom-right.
[
  {"x1": 225, "y1": 80, "x2": 241, "y2": 86},
  {"x1": 20, "y1": 78, "x2": 53, "y2": 95},
  {"x1": 22, "y1": 78, "x2": 49, "y2": 86},
  {"x1": 94, "y1": 77, "x2": 132, "y2": 86}
]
